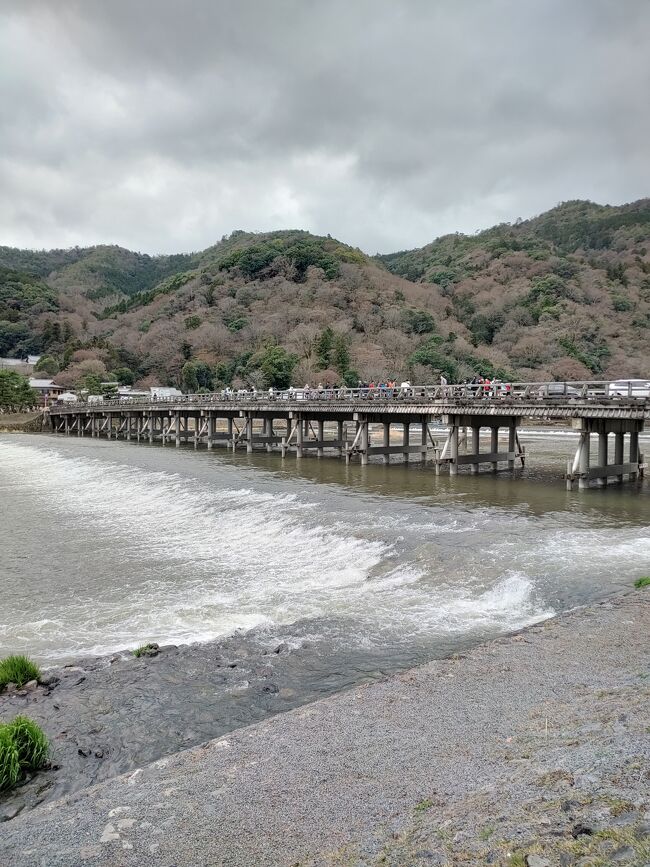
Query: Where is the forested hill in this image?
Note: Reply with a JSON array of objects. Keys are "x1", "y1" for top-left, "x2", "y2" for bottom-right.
[{"x1": 1, "y1": 200, "x2": 649, "y2": 391}]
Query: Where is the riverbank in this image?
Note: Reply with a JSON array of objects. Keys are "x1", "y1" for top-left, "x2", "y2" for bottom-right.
[
  {"x1": 0, "y1": 412, "x2": 43, "y2": 432},
  {"x1": 0, "y1": 624, "x2": 376, "y2": 821},
  {"x1": 1, "y1": 589, "x2": 648, "y2": 866}
]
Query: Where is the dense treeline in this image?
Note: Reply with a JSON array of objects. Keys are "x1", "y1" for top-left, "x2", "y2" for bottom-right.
[{"x1": 1, "y1": 199, "x2": 648, "y2": 391}]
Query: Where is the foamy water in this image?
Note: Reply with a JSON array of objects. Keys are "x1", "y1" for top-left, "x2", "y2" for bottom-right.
[{"x1": 1, "y1": 435, "x2": 648, "y2": 665}]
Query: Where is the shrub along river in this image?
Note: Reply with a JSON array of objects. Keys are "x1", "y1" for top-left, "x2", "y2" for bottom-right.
[{"x1": 0, "y1": 430, "x2": 649, "y2": 812}]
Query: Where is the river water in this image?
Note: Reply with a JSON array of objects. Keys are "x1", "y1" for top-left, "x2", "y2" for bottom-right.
[{"x1": 1, "y1": 431, "x2": 650, "y2": 683}]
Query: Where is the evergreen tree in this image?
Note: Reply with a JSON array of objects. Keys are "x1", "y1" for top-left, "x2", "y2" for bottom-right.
[
  {"x1": 316, "y1": 327, "x2": 334, "y2": 369},
  {"x1": 333, "y1": 333, "x2": 350, "y2": 376},
  {"x1": 0, "y1": 370, "x2": 36, "y2": 409},
  {"x1": 181, "y1": 361, "x2": 199, "y2": 393}
]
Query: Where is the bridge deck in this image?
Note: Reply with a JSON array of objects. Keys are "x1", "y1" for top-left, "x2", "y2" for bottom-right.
[{"x1": 48, "y1": 397, "x2": 650, "y2": 421}]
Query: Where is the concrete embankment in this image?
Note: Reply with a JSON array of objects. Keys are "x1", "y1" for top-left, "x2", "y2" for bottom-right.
[
  {"x1": 0, "y1": 412, "x2": 44, "y2": 433},
  {"x1": 1, "y1": 592, "x2": 648, "y2": 866}
]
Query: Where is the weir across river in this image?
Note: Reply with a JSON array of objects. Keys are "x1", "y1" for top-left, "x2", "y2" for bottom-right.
[{"x1": 47, "y1": 381, "x2": 649, "y2": 491}]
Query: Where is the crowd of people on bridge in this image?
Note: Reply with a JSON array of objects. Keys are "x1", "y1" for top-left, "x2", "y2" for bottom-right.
[{"x1": 214, "y1": 375, "x2": 514, "y2": 402}]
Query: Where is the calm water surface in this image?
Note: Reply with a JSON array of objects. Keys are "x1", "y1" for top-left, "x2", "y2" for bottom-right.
[{"x1": 1, "y1": 430, "x2": 649, "y2": 686}]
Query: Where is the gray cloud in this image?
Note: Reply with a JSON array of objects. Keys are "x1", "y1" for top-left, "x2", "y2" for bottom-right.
[{"x1": 1, "y1": 0, "x2": 648, "y2": 254}]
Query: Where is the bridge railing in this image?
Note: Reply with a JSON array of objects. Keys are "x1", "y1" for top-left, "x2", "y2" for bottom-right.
[{"x1": 47, "y1": 380, "x2": 650, "y2": 411}]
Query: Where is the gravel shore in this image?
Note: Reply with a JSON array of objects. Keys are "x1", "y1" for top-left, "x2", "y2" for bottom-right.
[{"x1": 1, "y1": 590, "x2": 648, "y2": 867}]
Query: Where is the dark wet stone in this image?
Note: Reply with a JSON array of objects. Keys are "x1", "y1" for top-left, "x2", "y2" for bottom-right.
[
  {"x1": 611, "y1": 847, "x2": 635, "y2": 862},
  {"x1": 0, "y1": 626, "x2": 316, "y2": 815},
  {"x1": 39, "y1": 674, "x2": 60, "y2": 688},
  {"x1": 571, "y1": 822, "x2": 593, "y2": 838},
  {"x1": 0, "y1": 802, "x2": 24, "y2": 822}
]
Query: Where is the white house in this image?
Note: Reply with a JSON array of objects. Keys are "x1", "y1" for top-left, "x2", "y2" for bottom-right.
[{"x1": 150, "y1": 387, "x2": 183, "y2": 399}]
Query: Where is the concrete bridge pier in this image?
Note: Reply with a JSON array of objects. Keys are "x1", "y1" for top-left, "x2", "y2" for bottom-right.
[
  {"x1": 382, "y1": 422, "x2": 390, "y2": 464},
  {"x1": 630, "y1": 430, "x2": 640, "y2": 482},
  {"x1": 360, "y1": 416, "x2": 369, "y2": 465},
  {"x1": 246, "y1": 413, "x2": 253, "y2": 453},
  {"x1": 470, "y1": 426, "x2": 480, "y2": 474},
  {"x1": 296, "y1": 413, "x2": 304, "y2": 458},
  {"x1": 508, "y1": 420, "x2": 517, "y2": 471},
  {"x1": 568, "y1": 418, "x2": 644, "y2": 490},
  {"x1": 444, "y1": 414, "x2": 523, "y2": 475}
]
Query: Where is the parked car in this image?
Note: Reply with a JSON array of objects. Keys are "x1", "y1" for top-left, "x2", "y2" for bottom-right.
[
  {"x1": 537, "y1": 383, "x2": 582, "y2": 398},
  {"x1": 608, "y1": 379, "x2": 650, "y2": 398}
]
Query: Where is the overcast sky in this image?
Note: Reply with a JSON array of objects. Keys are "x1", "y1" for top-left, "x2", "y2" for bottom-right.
[{"x1": 1, "y1": 0, "x2": 648, "y2": 255}]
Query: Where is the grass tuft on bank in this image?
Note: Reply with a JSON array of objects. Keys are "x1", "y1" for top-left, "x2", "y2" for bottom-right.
[
  {"x1": 634, "y1": 576, "x2": 650, "y2": 589},
  {"x1": 0, "y1": 716, "x2": 49, "y2": 792},
  {"x1": 132, "y1": 642, "x2": 159, "y2": 658},
  {"x1": 0, "y1": 655, "x2": 41, "y2": 690}
]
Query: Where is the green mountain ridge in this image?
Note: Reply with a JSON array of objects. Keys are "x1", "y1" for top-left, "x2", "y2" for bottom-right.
[{"x1": 1, "y1": 199, "x2": 649, "y2": 389}]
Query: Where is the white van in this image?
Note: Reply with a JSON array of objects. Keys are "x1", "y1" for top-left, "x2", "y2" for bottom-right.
[{"x1": 608, "y1": 379, "x2": 650, "y2": 398}]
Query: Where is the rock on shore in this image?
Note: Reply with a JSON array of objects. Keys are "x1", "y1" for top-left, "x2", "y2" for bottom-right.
[{"x1": 0, "y1": 591, "x2": 648, "y2": 866}]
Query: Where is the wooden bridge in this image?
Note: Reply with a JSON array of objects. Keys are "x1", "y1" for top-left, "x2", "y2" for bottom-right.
[{"x1": 47, "y1": 381, "x2": 649, "y2": 490}]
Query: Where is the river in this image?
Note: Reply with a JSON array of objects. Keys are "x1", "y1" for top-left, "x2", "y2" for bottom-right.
[{"x1": 2, "y1": 429, "x2": 649, "y2": 682}]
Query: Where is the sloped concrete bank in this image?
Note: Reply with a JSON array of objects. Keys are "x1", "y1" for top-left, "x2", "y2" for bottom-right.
[
  {"x1": 1, "y1": 592, "x2": 648, "y2": 867},
  {"x1": 0, "y1": 412, "x2": 44, "y2": 432}
]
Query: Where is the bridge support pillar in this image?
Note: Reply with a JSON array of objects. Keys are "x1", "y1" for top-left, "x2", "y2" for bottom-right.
[
  {"x1": 175, "y1": 411, "x2": 181, "y2": 447},
  {"x1": 578, "y1": 432, "x2": 590, "y2": 490},
  {"x1": 207, "y1": 414, "x2": 215, "y2": 449},
  {"x1": 596, "y1": 433, "x2": 608, "y2": 487},
  {"x1": 490, "y1": 426, "x2": 499, "y2": 472},
  {"x1": 630, "y1": 430, "x2": 639, "y2": 482},
  {"x1": 443, "y1": 414, "x2": 523, "y2": 476},
  {"x1": 317, "y1": 420, "x2": 324, "y2": 457},
  {"x1": 360, "y1": 417, "x2": 369, "y2": 466},
  {"x1": 568, "y1": 418, "x2": 644, "y2": 490},
  {"x1": 383, "y1": 422, "x2": 390, "y2": 464},
  {"x1": 296, "y1": 414, "x2": 303, "y2": 458},
  {"x1": 615, "y1": 432, "x2": 624, "y2": 483},
  {"x1": 246, "y1": 413, "x2": 253, "y2": 453},
  {"x1": 508, "y1": 420, "x2": 516, "y2": 471},
  {"x1": 403, "y1": 423, "x2": 410, "y2": 463},
  {"x1": 470, "y1": 426, "x2": 480, "y2": 474},
  {"x1": 337, "y1": 421, "x2": 344, "y2": 457},
  {"x1": 449, "y1": 423, "x2": 459, "y2": 476}
]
